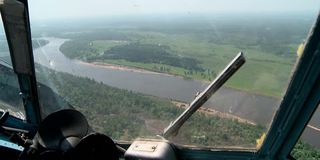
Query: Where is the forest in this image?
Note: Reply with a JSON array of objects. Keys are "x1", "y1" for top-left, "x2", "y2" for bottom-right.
[
  {"x1": 38, "y1": 67, "x2": 263, "y2": 148},
  {"x1": 100, "y1": 43, "x2": 203, "y2": 71},
  {"x1": 291, "y1": 141, "x2": 320, "y2": 159}
]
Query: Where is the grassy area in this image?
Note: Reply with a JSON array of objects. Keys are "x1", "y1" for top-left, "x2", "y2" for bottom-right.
[
  {"x1": 81, "y1": 31, "x2": 297, "y2": 97},
  {"x1": 58, "y1": 22, "x2": 302, "y2": 98}
]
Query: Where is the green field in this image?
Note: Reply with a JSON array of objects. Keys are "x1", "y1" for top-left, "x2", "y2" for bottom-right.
[
  {"x1": 48, "y1": 14, "x2": 313, "y2": 99},
  {"x1": 59, "y1": 28, "x2": 299, "y2": 97}
]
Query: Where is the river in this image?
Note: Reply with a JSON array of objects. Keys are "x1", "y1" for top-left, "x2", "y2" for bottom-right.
[{"x1": 33, "y1": 37, "x2": 319, "y2": 148}]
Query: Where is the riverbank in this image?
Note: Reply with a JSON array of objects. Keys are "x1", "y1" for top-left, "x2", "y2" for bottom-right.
[
  {"x1": 78, "y1": 60, "x2": 282, "y2": 99},
  {"x1": 67, "y1": 59, "x2": 280, "y2": 126},
  {"x1": 171, "y1": 100, "x2": 257, "y2": 126},
  {"x1": 77, "y1": 61, "x2": 173, "y2": 77}
]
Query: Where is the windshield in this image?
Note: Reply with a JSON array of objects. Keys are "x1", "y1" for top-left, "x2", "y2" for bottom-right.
[
  {"x1": 0, "y1": 15, "x2": 25, "y2": 120},
  {"x1": 28, "y1": 0, "x2": 320, "y2": 149}
]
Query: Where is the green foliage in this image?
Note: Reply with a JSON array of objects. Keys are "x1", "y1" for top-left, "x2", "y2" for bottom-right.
[
  {"x1": 91, "y1": 40, "x2": 129, "y2": 53},
  {"x1": 0, "y1": 69, "x2": 21, "y2": 107},
  {"x1": 43, "y1": 70, "x2": 182, "y2": 140},
  {"x1": 59, "y1": 29, "x2": 128, "y2": 41},
  {"x1": 291, "y1": 141, "x2": 320, "y2": 159},
  {"x1": 100, "y1": 43, "x2": 203, "y2": 71},
  {"x1": 0, "y1": 65, "x2": 24, "y2": 112},
  {"x1": 170, "y1": 113, "x2": 264, "y2": 148},
  {"x1": 57, "y1": 21, "x2": 304, "y2": 97},
  {"x1": 39, "y1": 68, "x2": 265, "y2": 147},
  {"x1": 60, "y1": 40, "x2": 98, "y2": 59}
]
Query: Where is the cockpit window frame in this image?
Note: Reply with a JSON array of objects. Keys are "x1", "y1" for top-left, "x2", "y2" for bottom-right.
[
  {"x1": 0, "y1": 0, "x2": 42, "y2": 127},
  {"x1": 257, "y1": 12, "x2": 320, "y2": 159},
  {"x1": 0, "y1": 0, "x2": 319, "y2": 159}
]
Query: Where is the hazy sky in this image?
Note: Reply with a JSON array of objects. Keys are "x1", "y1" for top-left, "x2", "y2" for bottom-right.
[{"x1": 29, "y1": 0, "x2": 320, "y2": 20}]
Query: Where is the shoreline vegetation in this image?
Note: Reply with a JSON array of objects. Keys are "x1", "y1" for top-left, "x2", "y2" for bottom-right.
[
  {"x1": 78, "y1": 61, "x2": 171, "y2": 76},
  {"x1": 171, "y1": 100, "x2": 257, "y2": 126}
]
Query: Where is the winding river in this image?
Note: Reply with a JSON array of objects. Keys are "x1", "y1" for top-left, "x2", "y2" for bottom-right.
[{"x1": 33, "y1": 37, "x2": 320, "y2": 148}]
